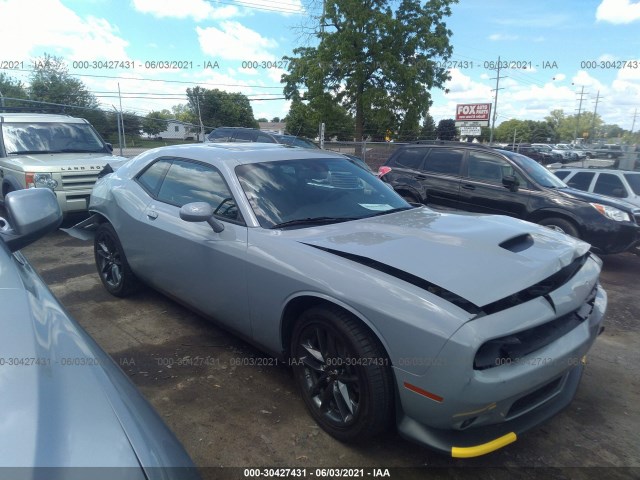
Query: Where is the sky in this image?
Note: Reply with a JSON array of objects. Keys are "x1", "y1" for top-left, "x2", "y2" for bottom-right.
[{"x1": 0, "y1": 0, "x2": 639, "y2": 133}]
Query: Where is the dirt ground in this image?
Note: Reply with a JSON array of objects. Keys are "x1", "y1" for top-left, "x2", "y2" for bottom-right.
[{"x1": 21, "y1": 229, "x2": 640, "y2": 479}]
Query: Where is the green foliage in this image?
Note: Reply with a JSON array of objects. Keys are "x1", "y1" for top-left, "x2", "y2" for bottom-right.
[
  {"x1": 0, "y1": 73, "x2": 28, "y2": 110},
  {"x1": 29, "y1": 54, "x2": 99, "y2": 110},
  {"x1": 186, "y1": 87, "x2": 258, "y2": 129},
  {"x1": 271, "y1": 116, "x2": 281, "y2": 123},
  {"x1": 142, "y1": 110, "x2": 173, "y2": 136},
  {"x1": 437, "y1": 119, "x2": 456, "y2": 140},
  {"x1": 257, "y1": 117, "x2": 269, "y2": 123},
  {"x1": 419, "y1": 113, "x2": 437, "y2": 140},
  {"x1": 285, "y1": 99, "x2": 318, "y2": 138},
  {"x1": 283, "y1": 0, "x2": 457, "y2": 141},
  {"x1": 543, "y1": 109, "x2": 604, "y2": 142}
]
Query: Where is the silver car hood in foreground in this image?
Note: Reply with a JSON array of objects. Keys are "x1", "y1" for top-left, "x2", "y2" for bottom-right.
[{"x1": 290, "y1": 208, "x2": 590, "y2": 308}]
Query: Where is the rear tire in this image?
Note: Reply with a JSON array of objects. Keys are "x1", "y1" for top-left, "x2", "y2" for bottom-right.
[
  {"x1": 290, "y1": 305, "x2": 394, "y2": 442},
  {"x1": 538, "y1": 217, "x2": 579, "y2": 238},
  {"x1": 94, "y1": 222, "x2": 139, "y2": 297}
]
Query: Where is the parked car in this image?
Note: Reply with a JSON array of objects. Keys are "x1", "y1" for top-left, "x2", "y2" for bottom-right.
[
  {"x1": 499, "y1": 144, "x2": 557, "y2": 165},
  {"x1": 378, "y1": 141, "x2": 640, "y2": 255},
  {"x1": 593, "y1": 144, "x2": 624, "y2": 159},
  {"x1": 0, "y1": 188, "x2": 199, "y2": 478},
  {"x1": 0, "y1": 113, "x2": 126, "y2": 215},
  {"x1": 207, "y1": 126, "x2": 372, "y2": 173},
  {"x1": 556, "y1": 144, "x2": 585, "y2": 160},
  {"x1": 72, "y1": 142, "x2": 607, "y2": 457},
  {"x1": 532, "y1": 143, "x2": 573, "y2": 163},
  {"x1": 554, "y1": 168, "x2": 640, "y2": 208},
  {"x1": 571, "y1": 144, "x2": 597, "y2": 159}
]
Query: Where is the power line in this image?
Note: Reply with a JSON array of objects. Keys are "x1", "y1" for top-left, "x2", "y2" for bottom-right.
[{"x1": 205, "y1": 0, "x2": 307, "y2": 15}]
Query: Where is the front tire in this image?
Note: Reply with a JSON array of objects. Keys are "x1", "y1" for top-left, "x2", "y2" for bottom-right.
[
  {"x1": 94, "y1": 222, "x2": 139, "y2": 297},
  {"x1": 538, "y1": 217, "x2": 579, "y2": 238},
  {"x1": 290, "y1": 306, "x2": 394, "y2": 442}
]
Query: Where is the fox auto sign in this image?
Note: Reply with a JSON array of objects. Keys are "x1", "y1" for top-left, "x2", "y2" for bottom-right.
[{"x1": 455, "y1": 103, "x2": 491, "y2": 122}]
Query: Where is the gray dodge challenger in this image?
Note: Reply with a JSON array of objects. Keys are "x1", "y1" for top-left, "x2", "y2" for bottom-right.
[{"x1": 76, "y1": 143, "x2": 606, "y2": 458}]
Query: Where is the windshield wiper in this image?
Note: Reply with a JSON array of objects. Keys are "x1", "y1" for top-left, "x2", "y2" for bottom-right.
[
  {"x1": 8, "y1": 150, "x2": 57, "y2": 155},
  {"x1": 271, "y1": 216, "x2": 359, "y2": 229},
  {"x1": 365, "y1": 206, "x2": 414, "y2": 218}
]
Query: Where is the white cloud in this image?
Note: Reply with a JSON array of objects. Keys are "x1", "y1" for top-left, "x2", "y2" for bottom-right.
[
  {"x1": 596, "y1": 0, "x2": 640, "y2": 24},
  {"x1": 196, "y1": 23, "x2": 278, "y2": 62},
  {"x1": 131, "y1": 0, "x2": 239, "y2": 21},
  {"x1": 131, "y1": 0, "x2": 304, "y2": 20},
  {"x1": 488, "y1": 33, "x2": 518, "y2": 41},
  {"x1": 0, "y1": 0, "x2": 128, "y2": 60}
]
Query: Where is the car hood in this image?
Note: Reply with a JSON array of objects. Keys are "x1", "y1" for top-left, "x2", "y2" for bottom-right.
[
  {"x1": 2, "y1": 153, "x2": 121, "y2": 172},
  {"x1": 286, "y1": 208, "x2": 591, "y2": 308},
  {"x1": 557, "y1": 187, "x2": 639, "y2": 212}
]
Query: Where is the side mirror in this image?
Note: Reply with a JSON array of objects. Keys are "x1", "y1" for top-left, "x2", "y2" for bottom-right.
[
  {"x1": 502, "y1": 175, "x2": 519, "y2": 192},
  {"x1": 179, "y1": 202, "x2": 225, "y2": 233},
  {"x1": 105, "y1": 143, "x2": 114, "y2": 152},
  {"x1": 0, "y1": 189, "x2": 62, "y2": 252}
]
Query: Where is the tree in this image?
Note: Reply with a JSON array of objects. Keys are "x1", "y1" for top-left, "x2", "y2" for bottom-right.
[
  {"x1": 284, "y1": 99, "x2": 317, "y2": 139},
  {"x1": 283, "y1": 0, "x2": 457, "y2": 142},
  {"x1": 271, "y1": 116, "x2": 281, "y2": 123},
  {"x1": 0, "y1": 73, "x2": 28, "y2": 111},
  {"x1": 257, "y1": 117, "x2": 269, "y2": 123},
  {"x1": 142, "y1": 110, "x2": 172, "y2": 137},
  {"x1": 494, "y1": 119, "x2": 531, "y2": 143},
  {"x1": 186, "y1": 87, "x2": 258, "y2": 129},
  {"x1": 171, "y1": 104, "x2": 197, "y2": 124},
  {"x1": 437, "y1": 119, "x2": 456, "y2": 140},
  {"x1": 419, "y1": 113, "x2": 437, "y2": 140},
  {"x1": 29, "y1": 54, "x2": 99, "y2": 110}
]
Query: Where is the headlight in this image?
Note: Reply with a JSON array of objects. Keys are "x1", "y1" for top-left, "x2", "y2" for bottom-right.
[
  {"x1": 25, "y1": 172, "x2": 58, "y2": 190},
  {"x1": 590, "y1": 203, "x2": 630, "y2": 222}
]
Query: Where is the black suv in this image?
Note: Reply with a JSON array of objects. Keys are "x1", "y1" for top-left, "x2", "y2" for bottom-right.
[{"x1": 378, "y1": 141, "x2": 640, "y2": 254}]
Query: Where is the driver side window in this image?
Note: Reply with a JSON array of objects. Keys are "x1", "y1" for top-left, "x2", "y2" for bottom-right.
[{"x1": 139, "y1": 158, "x2": 240, "y2": 221}]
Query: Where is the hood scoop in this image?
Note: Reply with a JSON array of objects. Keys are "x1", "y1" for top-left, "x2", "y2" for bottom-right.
[{"x1": 499, "y1": 233, "x2": 534, "y2": 253}]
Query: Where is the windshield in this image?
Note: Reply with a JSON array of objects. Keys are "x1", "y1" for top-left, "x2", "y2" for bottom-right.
[
  {"x1": 500, "y1": 150, "x2": 568, "y2": 189},
  {"x1": 2, "y1": 122, "x2": 107, "y2": 155},
  {"x1": 236, "y1": 157, "x2": 410, "y2": 228},
  {"x1": 624, "y1": 173, "x2": 640, "y2": 195},
  {"x1": 276, "y1": 136, "x2": 320, "y2": 149}
]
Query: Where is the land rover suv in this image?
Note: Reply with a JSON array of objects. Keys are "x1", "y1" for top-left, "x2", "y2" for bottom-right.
[
  {"x1": 0, "y1": 113, "x2": 125, "y2": 215},
  {"x1": 378, "y1": 141, "x2": 640, "y2": 255}
]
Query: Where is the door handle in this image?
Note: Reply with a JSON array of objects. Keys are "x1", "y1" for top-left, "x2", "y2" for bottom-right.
[
  {"x1": 146, "y1": 210, "x2": 158, "y2": 220},
  {"x1": 461, "y1": 184, "x2": 475, "y2": 190}
]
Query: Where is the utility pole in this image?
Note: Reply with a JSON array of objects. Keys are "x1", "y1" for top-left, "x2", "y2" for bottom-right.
[
  {"x1": 318, "y1": 0, "x2": 327, "y2": 147},
  {"x1": 118, "y1": 83, "x2": 126, "y2": 149},
  {"x1": 489, "y1": 56, "x2": 506, "y2": 144},
  {"x1": 574, "y1": 86, "x2": 588, "y2": 143},
  {"x1": 590, "y1": 90, "x2": 601, "y2": 142},
  {"x1": 631, "y1": 108, "x2": 638, "y2": 134}
]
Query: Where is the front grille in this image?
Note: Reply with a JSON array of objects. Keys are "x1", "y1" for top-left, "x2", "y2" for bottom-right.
[
  {"x1": 61, "y1": 172, "x2": 100, "y2": 191},
  {"x1": 506, "y1": 376, "x2": 563, "y2": 419},
  {"x1": 474, "y1": 285, "x2": 597, "y2": 370}
]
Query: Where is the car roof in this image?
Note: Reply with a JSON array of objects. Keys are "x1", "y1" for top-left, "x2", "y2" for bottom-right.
[
  {"x1": 556, "y1": 168, "x2": 638, "y2": 174},
  {"x1": 142, "y1": 142, "x2": 346, "y2": 165},
  {"x1": 0, "y1": 113, "x2": 86, "y2": 123}
]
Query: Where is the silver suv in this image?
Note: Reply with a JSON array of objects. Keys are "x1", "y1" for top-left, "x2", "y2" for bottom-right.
[{"x1": 0, "y1": 113, "x2": 126, "y2": 215}]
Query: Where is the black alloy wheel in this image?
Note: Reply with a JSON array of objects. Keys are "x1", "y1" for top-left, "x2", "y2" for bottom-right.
[
  {"x1": 291, "y1": 306, "x2": 393, "y2": 442},
  {"x1": 94, "y1": 222, "x2": 139, "y2": 297}
]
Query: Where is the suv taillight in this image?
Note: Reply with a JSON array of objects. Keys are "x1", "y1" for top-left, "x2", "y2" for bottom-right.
[{"x1": 378, "y1": 166, "x2": 392, "y2": 178}]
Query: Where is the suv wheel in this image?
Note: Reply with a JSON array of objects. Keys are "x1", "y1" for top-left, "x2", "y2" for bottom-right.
[{"x1": 538, "y1": 217, "x2": 579, "y2": 238}]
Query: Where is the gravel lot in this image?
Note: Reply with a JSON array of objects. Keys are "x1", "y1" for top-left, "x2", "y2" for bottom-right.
[{"x1": 20, "y1": 227, "x2": 640, "y2": 479}]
